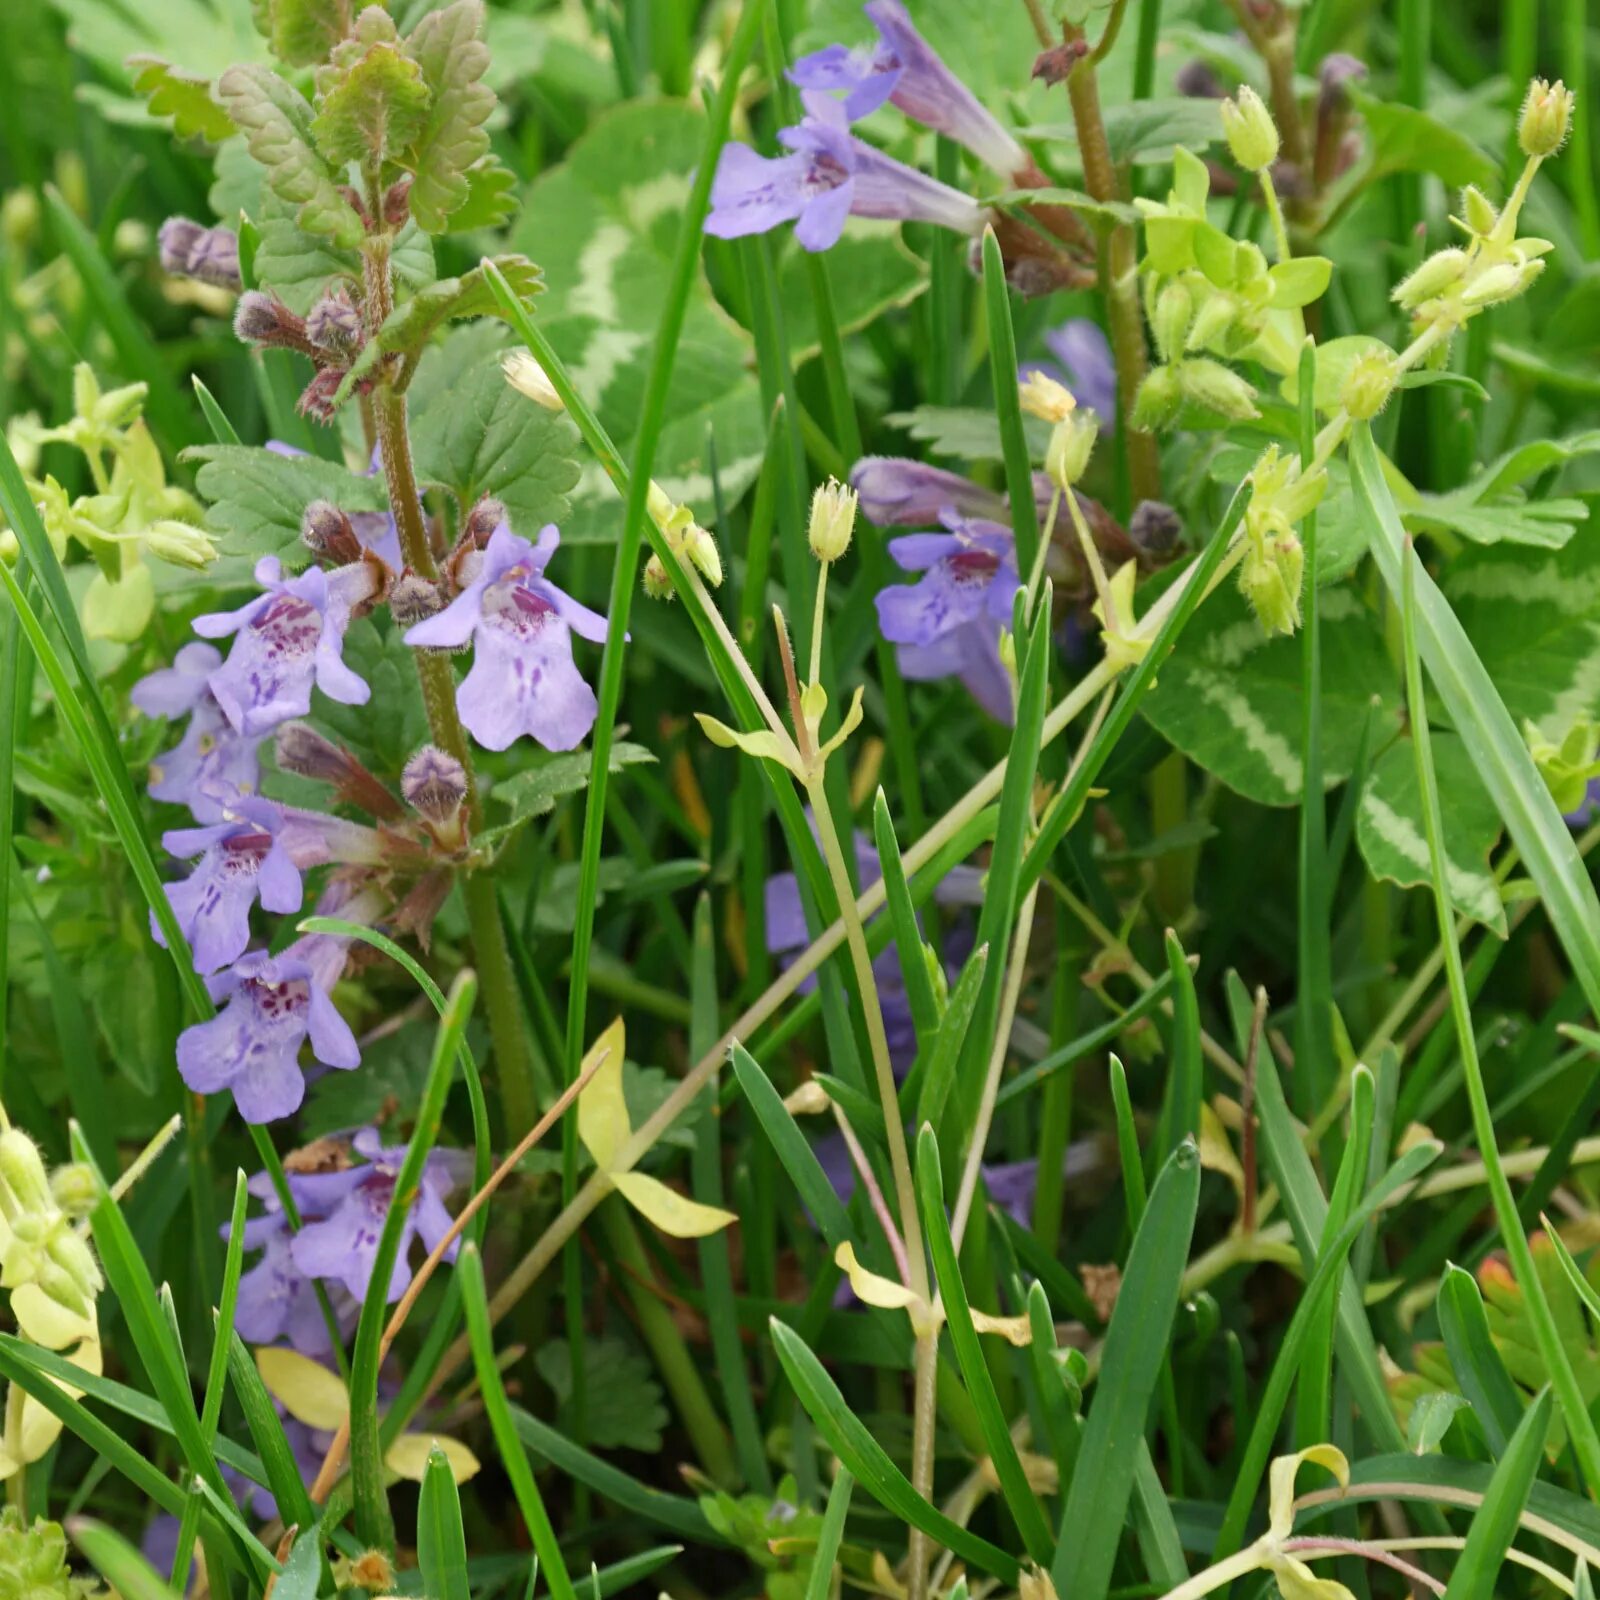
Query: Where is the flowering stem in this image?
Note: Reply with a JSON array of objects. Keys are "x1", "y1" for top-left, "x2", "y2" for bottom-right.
[
  {"x1": 808, "y1": 562, "x2": 829, "y2": 689},
  {"x1": 364, "y1": 257, "x2": 539, "y2": 1139},
  {"x1": 1061, "y1": 37, "x2": 1160, "y2": 507}
]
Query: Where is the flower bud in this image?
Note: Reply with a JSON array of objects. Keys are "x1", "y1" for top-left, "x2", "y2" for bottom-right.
[
  {"x1": 389, "y1": 574, "x2": 447, "y2": 632},
  {"x1": 49, "y1": 1163, "x2": 98, "y2": 1219},
  {"x1": 158, "y1": 217, "x2": 241, "y2": 289},
  {"x1": 1175, "y1": 358, "x2": 1259, "y2": 420},
  {"x1": 306, "y1": 288, "x2": 363, "y2": 360},
  {"x1": 1185, "y1": 291, "x2": 1239, "y2": 355},
  {"x1": 1130, "y1": 365, "x2": 1183, "y2": 430},
  {"x1": 1220, "y1": 85, "x2": 1280, "y2": 172},
  {"x1": 301, "y1": 500, "x2": 361, "y2": 563},
  {"x1": 460, "y1": 496, "x2": 507, "y2": 551},
  {"x1": 807, "y1": 478, "x2": 858, "y2": 562},
  {"x1": 402, "y1": 746, "x2": 467, "y2": 824},
  {"x1": 1392, "y1": 248, "x2": 1469, "y2": 311},
  {"x1": 646, "y1": 481, "x2": 676, "y2": 529},
  {"x1": 275, "y1": 722, "x2": 352, "y2": 782},
  {"x1": 1460, "y1": 186, "x2": 1498, "y2": 239},
  {"x1": 1129, "y1": 499, "x2": 1182, "y2": 556},
  {"x1": 1317, "y1": 52, "x2": 1368, "y2": 115},
  {"x1": 45, "y1": 1226, "x2": 102, "y2": 1302},
  {"x1": 502, "y1": 350, "x2": 564, "y2": 411},
  {"x1": 1239, "y1": 531, "x2": 1304, "y2": 635},
  {"x1": 35, "y1": 1259, "x2": 90, "y2": 1320},
  {"x1": 142, "y1": 519, "x2": 218, "y2": 569},
  {"x1": 1340, "y1": 348, "x2": 1398, "y2": 420},
  {"x1": 642, "y1": 554, "x2": 675, "y2": 601},
  {"x1": 1045, "y1": 411, "x2": 1098, "y2": 490},
  {"x1": 233, "y1": 291, "x2": 308, "y2": 351},
  {"x1": 1461, "y1": 253, "x2": 1544, "y2": 307},
  {"x1": 687, "y1": 523, "x2": 722, "y2": 586},
  {"x1": 382, "y1": 176, "x2": 413, "y2": 228},
  {"x1": 1152, "y1": 281, "x2": 1193, "y2": 365},
  {"x1": 1018, "y1": 371, "x2": 1077, "y2": 424},
  {"x1": 0, "y1": 1131, "x2": 52, "y2": 1215},
  {"x1": 1519, "y1": 78, "x2": 1574, "y2": 157}
]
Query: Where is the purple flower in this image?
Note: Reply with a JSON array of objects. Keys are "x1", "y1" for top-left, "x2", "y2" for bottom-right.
[
  {"x1": 1567, "y1": 778, "x2": 1600, "y2": 828},
  {"x1": 152, "y1": 797, "x2": 382, "y2": 976},
  {"x1": 195, "y1": 557, "x2": 376, "y2": 737},
  {"x1": 133, "y1": 642, "x2": 265, "y2": 825},
  {"x1": 705, "y1": 96, "x2": 985, "y2": 253},
  {"x1": 790, "y1": 0, "x2": 1026, "y2": 178},
  {"x1": 850, "y1": 458, "x2": 1008, "y2": 526},
  {"x1": 289, "y1": 1128, "x2": 467, "y2": 1304},
  {"x1": 158, "y1": 217, "x2": 242, "y2": 289},
  {"x1": 1019, "y1": 319, "x2": 1117, "y2": 423},
  {"x1": 403, "y1": 523, "x2": 606, "y2": 753},
  {"x1": 875, "y1": 513, "x2": 1022, "y2": 722},
  {"x1": 175, "y1": 929, "x2": 358, "y2": 1123}
]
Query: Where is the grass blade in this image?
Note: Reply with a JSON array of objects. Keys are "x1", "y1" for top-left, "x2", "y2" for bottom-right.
[
  {"x1": 1437, "y1": 1264, "x2": 1525, "y2": 1458},
  {"x1": 803, "y1": 1466, "x2": 854, "y2": 1600},
  {"x1": 418, "y1": 1448, "x2": 472, "y2": 1600},
  {"x1": 1442, "y1": 1387, "x2": 1552, "y2": 1597},
  {"x1": 981, "y1": 227, "x2": 1040, "y2": 581}
]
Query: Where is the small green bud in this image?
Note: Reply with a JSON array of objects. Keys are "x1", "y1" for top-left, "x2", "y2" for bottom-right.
[
  {"x1": 44, "y1": 1228, "x2": 102, "y2": 1304},
  {"x1": 1340, "y1": 349, "x2": 1398, "y2": 420},
  {"x1": 1046, "y1": 411, "x2": 1099, "y2": 491},
  {"x1": 642, "y1": 553, "x2": 675, "y2": 601},
  {"x1": 1239, "y1": 530, "x2": 1304, "y2": 635},
  {"x1": 807, "y1": 478, "x2": 858, "y2": 563},
  {"x1": 1460, "y1": 185, "x2": 1498, "y2": 239},
  {"x1": 142, "y1": 519, "x2": 218, "y2": 570},
  {"x1": 1461, "y1": 253, "x2": 1544, "y2": 308},
  {"x1": 49, "y1": 1164, "x2": 98, "y2": 1219},
  {"x1": 0, "y1": 1131, "x2": 51, "y2": 1216},
  {"x1": 34, "y1": 1260, "x2": 91, "y2": 1320},
  {"x1": 997, "y1": 627, "x2": 1018, "y2": 678},
  {"x1": 1175, "y1": 358, "x2": 1260, "y2": 421},
  {"x1": 1219, "y1": 85, "x2": 1280, "y2": 172},
  {"x1": 1519, "y1": 77, "x2": 1574, "y2": 158},
  {"x1": 1393, "y1": 248, "x2": 1469, "y2": 311},
  {"x1": 1152, "y1": 281, "x2": 1193, "y2": 366},
  {"x1": 1130, "y1": 364, "x2": 1183, "y2": 430},
  {"x1": 1186, "y1": 290, "x2": 1238, "y2": 355}
]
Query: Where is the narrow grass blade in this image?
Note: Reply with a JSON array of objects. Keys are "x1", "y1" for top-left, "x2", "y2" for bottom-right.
[
  {"x1": 458, "y1": 1243, "x2": 579, "y2": 1600},
  {"x1": 1108, "y1": 1054, "x2": 1147, "y2": 1228},
  {"x1": 1213, "y1": 1144, "x2": 1446, "y2": 1562},
  {"x1": 1051, "y1": 1138, "x2": 1201, "y2": 1598},
  {"x1": 803, "y1": 1466, "x2": 854, "y2": 1600},
  {"x1": 191, "y1": 376, "x2": 242, "y2": 445},
  {"x1": 1438, "y1": 1263, "x2": 1522, "y2": 1457},
  {"x1": 873, "y1": 789, "x2": 940, "y2": 1045},
  {"x1": 730, "y1": 1041, "x2": 851, "y2": 1248},
  {"x1": 226, "y1": 1330, "x2": 318, "y2": 1533},
  {"x1": 916, "y1": 1127, "x2": 1055, "y2": 1566},
  {"x1": 913, "y1": 941, "x2": 989, "y2": 1131},
  {"x1": 1156, "y1": 928, "x2": 1201, "y2": 1159},
  {"x1": 1442, "y1": 1387, "x2": 1552, "y2": 1597},
  {"x1": 769, "y1": 1318, "x2": 1022, "y2": 1585},
  {"x1": 981, "y1": 228, "x2": 1039, "y2": 580},
  {"x1": 70, "y1": 1519, "x2": 184, "y2": 1600},
  {"x1": 418, "y1": 1448, "x2": 472, "y2": 1600},
  {"x1": 349, "y1": 969, "x2": 474, "y2": 1550}
]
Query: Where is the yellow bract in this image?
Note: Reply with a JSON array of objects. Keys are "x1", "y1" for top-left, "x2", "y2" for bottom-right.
[
  {"x1": 833, "y1": 1243, "x2": 1033, "y2": 1345},
  {"x1": 576, "y1": 1019, "x2": 736, "y2": 1239}
]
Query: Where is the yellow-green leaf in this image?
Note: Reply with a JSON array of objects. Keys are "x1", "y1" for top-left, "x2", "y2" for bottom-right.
[
  {"x1": 386, "y1": 1430, "x2": 482, "y2": 1483},
  {"x1": 575, "y1": 1016, "x2": 629, "y2": 1170},
  {"x1": 834, "y1": 1241, "x2": 921, "y2": 1312},
  {"x1": 255, "y1": 1345, "x2": 350, "y2": 1431},
  {"x1": 613, "y1": 1172, "x2": 735, "y2": 1238}
]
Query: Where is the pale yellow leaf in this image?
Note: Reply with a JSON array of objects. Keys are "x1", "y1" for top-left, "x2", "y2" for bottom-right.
[
  {"x1": 255, "y1": 1345, "x2": 351, "y2": 1431},
  {"x1": 1268, "y1": 1443, "x2": 1349, "y2": 1541},
  {"x1": 1262, "y1": 1550, "x2": 1359, "y2": 1600},
  {"x1": 834, "y1": 1242, "x2": 921, "y2": 1312},
  {"x1": 1198, "y1": 1101, "x2": 1244, "y2": 1197},
  {"x1": 692, "y1": 715, "x2": 797, "y2": 771},
  {"x1": 385, "y1": 1431, "x2": 481, "y2": 1483},
  {"x1": 614, "y1": 1172, "x2": 736, "y2": 1238},
  {"x1": 818, "y1": 686, "x2": 866, "y2": 761},
  {"x1": 970, "y1": 1308, "x2": 1034, "y2": 1347},
  {"x1": 576, "y1": 1017, "x2": 629, "y2": 1170}
]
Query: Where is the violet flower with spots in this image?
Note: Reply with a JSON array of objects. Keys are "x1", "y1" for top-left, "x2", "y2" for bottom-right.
[
  {"x1": 153, "y1": 797, "x2": 385, "y2": 975},
  {"x1": 790, "y1": 0, "x2": 1027, "y2": 179},
  {"x1": 875, "y1": 513, "x2": 1022, "y2": 722},
  {"x1": 175, "y1": 921, "x2": 361, "y2": 1123},
  {"x1": 195, "y1": 555, "x2": 377, "y2": 737},
  {"x1": 289, "y1": 1128, "x2": 469, "y2": 1303},
  {"x1": 132, "y1": 642, "x2": 265, "y2": 825},
  {"x1": 1019, "y1": 318, "x2": 1118, "y2": 423},
  {"x1": 705, "y1": 96, "x2": 985, "y2": 252},
  {"x1": 403, "y1": 523, "x2": 606, "y2": 753}
]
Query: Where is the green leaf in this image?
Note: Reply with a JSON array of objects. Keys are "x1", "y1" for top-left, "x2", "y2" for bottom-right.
[
  {"x1": 535, "y1": 1337, "x2": 668, "y2": 1452},
  {"x1": 769, "y1": 1319, "x2": 1022, "y2": 1585},
  {"x1": 883, "y1": 404, "x2": 1052, "y2": 462},
  {"x1": 402, "y1": 0, "x2": 496, "y2": 232},
  {"x1": 484, "y1": 741, "x2": 654, "y2": 836},
  {"x1": 917, "y1": 1129, "x2": 1056, "y2": 1567},
  {"x1": 1441, "y1": 1388, "x2": 1552, "y2": 1597},
  {"x1": 1268, "y1": 255, "x2": 1333, "y2": 309},
  {"x1": 1437, "y1": 1264, "x2": 1522, "y2": 1457},
  {"x1": 1410, "y1": 490, "x2": 1587, "y2": 550},
  {"x1": 1357, "y1": 732, "x2": 1506, "y2": 933},
  {"x1": 418, "y1": 1448, "x2": 472, "y2": 1600},
  {"x1": 775, "y1": 229, "x2": 928, "y2": 361},
  {"x1": 912, "y1": 942, "x2": 989, "y2": 1132},
  {"x1": 872, "y1": 790, "x2": 940, "y2": 1050},
  {"x1": 1357, "y1": 92, "x2": 1497, "y2": 187},
  {"x1": 408, "y1": 324, "x2": 580, "y2": 539},
  {"x1": 982, "y1": 229, "x2": 1040, "y2": 582},
  {"x1": 1407, "y1": 1390, "x2": 1471, "y2": 1454},
  {"x1": 215, "y1": 64, "x2": 365, "y2": 248},
  {"x1": 1141, "y1": 576, "x2": 1396, "y2": 806},
  {"x1": 184, "y1": 442, "x2": 388, "y2": 564},
  {"x1": 127, "y1": 56, "x2": 234, "y2": 141},
  {"x1": 374, "y1": 256, "x2": 543, "y2": 357},
  {"x1": 225, "y1": 1331, "x2": 318, "y2": 1534},
  {"x1": 446, "y1": 154, "x2": 519, "y2": 232},
  {"x1": 1050, "y1": 1139, "x2": 1201, "y2": 1598},
  {"x1": 252, "y1": 0, "x2": 350, "y2": 67},
  {"x1": 69, "y1": 1519, "x2": 184, "y2": 1600},
  {"x1": 268, "y1": 1531, "x2": 321, "y2": 1600},
  {"x1": 310, "y1": 8, "x2": 431, "y2": 169}
]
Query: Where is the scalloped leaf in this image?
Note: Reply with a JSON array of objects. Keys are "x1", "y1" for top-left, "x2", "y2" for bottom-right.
[
  {"x1": 250, "y1": 0, "x2": 355, "y2": 68},
  {"x1": 402, "y1": 0, "x2": 494, "y2": 232},
  {"x1": 311, "y1": 7, "x2": 430, "y2": 169},
  {"x1": 127, "y1": 56, "x2": 235, "y2": 142}
]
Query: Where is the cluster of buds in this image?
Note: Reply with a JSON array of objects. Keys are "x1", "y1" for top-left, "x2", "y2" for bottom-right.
[
  {"x1": 0, "y1": 1505, "x2": 102, "y2": 1600},
  {"x1": 645, "y1": 482, "x2": 722, "y2": 592},
  {"x1": 0, "y1": 1132, "x2": 100, "y2": 1322},
  {"x1": 1392, "y1": 81, "x2": 1573, "y2": 353},
  {"x1": 232, "y1": 282, "x2": 373, "y2": 420},
  {"x1": 1019, "y1": 373, "x2": 1099, "y2": 492},
  {"x1": 1238, "y1": 446, "x2": 1326, "y2": 635}
]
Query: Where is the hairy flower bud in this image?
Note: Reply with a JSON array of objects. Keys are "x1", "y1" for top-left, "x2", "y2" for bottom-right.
[
  {"x1": 460, "y1": 496, "x2": 507, "y2": 551},
  {"x1": 389, "y1": 574, "x2": 447, "y2": 632},
  {"x1": 382, "y1": 176, "x2": 413, "y2": 228},
  {"x1": 306, "y1": 288, "x2": 362, "y2": 360},
  {"x1": 233, "y1": 292, "x2": 308, "y2": 352},
  {"x1": 0, "y1": 1131, "x2": 51, "y2": 1216},
  {"x1": 49, "y1": 1164, "x2": 97, "y2": 1219},
  {"x1": 158, "y1": 216, "x2": 242, "y2": 289},
  {"x1": 1220, "y1": 85, "x2": 1280, "y2": 172},
  {"x1": 143, "y1": 519, "x2": 218, "y2": 570},
  {"x1": 301, "y1": 500, "x2": 361, "y2": 564},
  {"x1": 1317, "y1": 52, "x2": 1368, "y2": 114},
  {"x1": 1046, "y1": 411, "x2": 1098, "y2": 491},
  {"x1": 1240, "y1": 531, "x2": 1304, "y2": 635},
  {"x1": 1392, "y1": 248, "x2": 1469, "y2": 312},
  {"x1": 1129, "y1": 499, "x2": 1182, "y2": 556},
  {"x1": 1519, "y1": 77, "x2": 1574, "y2": 158},
  {"x1": 1130, "y1": 365, "x2": 1183, "y2": 431},
  {"x1": 402, "y1": 746, "x2": 468, "y2": 824},
  {"x1": 1176, "y1": 358, "x2": 1259, "y2": 420},
  {"x1": 808, "y1": 478, "x2": 858, "y2": 562},
  {"x1": 502, "y1": 350, "x2": 564, "y2": 411},
  {"x1": 274, "y1": 722, "x2": 350, "y2": 782},
  {"x1": 642, "y1": 554, "x2": 675, "y2": 601},
  {"x1": 1340, "y1": 348, "x2": 1398, "y2": 420},
  {"x1": 1152, "y1": 281, "x2": 1193, "y2": 365},
  {"x1": 1018, "y1": 371, "x2": 1077, "y2": 423}
]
